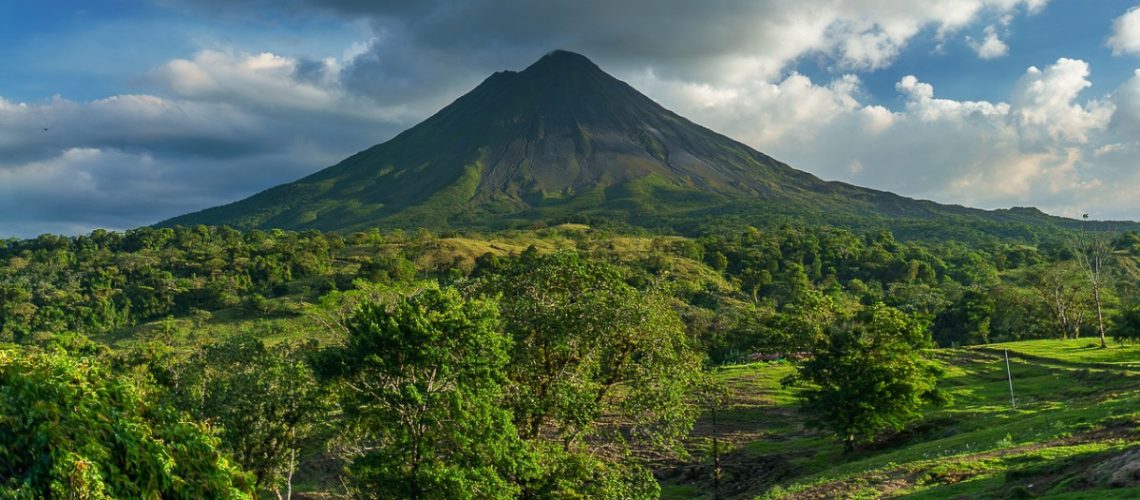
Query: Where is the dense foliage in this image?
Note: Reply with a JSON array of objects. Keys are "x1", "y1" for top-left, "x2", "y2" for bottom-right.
[
  {"x1": 323, "y1": 285, "x2": 524, "y2": 498},
  {"x1": 785, "y1": 303, "x2": 946, "y2": 451},
  {"x1": 0, "y1": 347, "x2": 250, "y2": 498},
  {"x1": 2, "y1": 225, "x2": 1136, "y2": 356},
  {"x1": 470, "y1": 250, "x2": 702, "y2": 452},
  {"x1": 0, "y1": 223, "x2": 1137, "y2": 496},
  {"x1": 171, "y1": 336, "x2": 328, "y2": 494}
]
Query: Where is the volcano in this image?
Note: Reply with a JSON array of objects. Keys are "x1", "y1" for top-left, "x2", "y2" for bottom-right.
[{"x1": 162, "y1": 50, "x2": 1124, "y2": 238}]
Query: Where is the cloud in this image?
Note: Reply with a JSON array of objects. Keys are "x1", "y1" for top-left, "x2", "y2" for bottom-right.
[
  {"x1": 0, "y1": 148, "x2": 181, "y2": 235},
  {"x1": 0, "y1": 126, "x2": 365, "y2": 237},
  {"x1": 970, "y1": 25, "x2": 1010, "y2": 59},
  {"x1": 896, "y1": 74, "x2": 1009, "y2": 121},
  {"x1": 0, "y1": 94, "x2": 262, "y2": 165},
  {"x1": 1109, "y1": 70, "x2": 1140, "y2": 138},
  {"x1": 1009, "y1": 58, "x2": 1113, "y2": 146},
  {"x1": 1108, "y1": 6, "x2": 1140, "y2": 56},
  {"x1": 0, "y1": 48, "x2": 412, "y2": 237},
  {"x1": 634, "y1": 57, "x2": 1134, "y2": 221},
  {"x1": 150, "y1": 49, "x2": 425, "y2": 122},
  {"x1": 159, "y1": 0, "x2": 1049, "y2": 94}
]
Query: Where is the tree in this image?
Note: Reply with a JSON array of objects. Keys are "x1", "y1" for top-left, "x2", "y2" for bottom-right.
[
  {"x1": 0, "y1": 348, "x2": 251, "y2": 498},
  {"x1": 932, "y1": 288, "x2": 995, "y2": 346},
  {"x1": 469, "y1": 251, "x2": 702, "y2": 495},
  {"x1": 989, "y1": 284, "x2": 1052, "y2": 342},
  {"x1": 306, "y1": 279, "x2": 424, "y2": 339},
  {"x1": 786, "y1": 303, "x2": 945, "y2": 452},
  {"x1": 472, "y1": 251, "x2": 702, "y2": 450},
  {"x1": 1074, "y1": 218, "x2": 1114, "y2": 348},
  {"x1": 764, "y1": 288, "x2": 837, "y2": 352},
  {"x1": 770, "y1": 262, "x2": 812, "y2": 306},
  {"x1": 325, "y1": 284, "x2": 525, "y2": 499},
  {"x1": 0, "y1": 283, "x2": 36, "y2": 342},
  {"x1": 1027, "y1": 262, "x2": 1089, "y2": 340},
  {"x1": 174, "y1": 336, "x2": 329, "y2": 498}
]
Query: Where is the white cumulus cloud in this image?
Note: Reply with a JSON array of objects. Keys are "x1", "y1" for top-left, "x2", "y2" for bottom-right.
[
  {"x1": 970, "y1": 25, "x2": 1010, "y2": 59},
  {"x1": 638, "y1": 57, "x2": 1136, "y2": 221},
  {"x1": 1109, "y1": 6, "x2": 1140, "y2": 56},
  {"x1": 151, "y1": 49, "x2": 408, "y2": 121},
  {"x1": 1009, "y1": 58, "x2": 1113, "y2": 146}
]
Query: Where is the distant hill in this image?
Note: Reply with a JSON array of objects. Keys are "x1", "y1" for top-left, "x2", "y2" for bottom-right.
[{"x1": 160, "y1": 50, "x2": 1137, "y2": 240}]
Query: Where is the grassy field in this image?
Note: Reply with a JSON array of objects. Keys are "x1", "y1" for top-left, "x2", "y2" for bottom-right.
[{"x1": 662, "y1": 339, "x2": 1140, "y2": 499}]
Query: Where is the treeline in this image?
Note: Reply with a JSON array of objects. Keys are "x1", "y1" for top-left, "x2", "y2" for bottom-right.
[
  {"x1": 2, "y1": 225, "x2": 1139, "y2": 353},
  {"x1": 1, "y1": 227, "x2": 375, "y2": 341},
  {"x1": 687, "y1": 226, "x2": 1139, "y2": 358}
]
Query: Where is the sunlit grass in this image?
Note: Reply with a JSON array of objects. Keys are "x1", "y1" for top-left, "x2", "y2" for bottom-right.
[{"x1": 668, "y1": 339, "x2": 1140, "y2": 499}]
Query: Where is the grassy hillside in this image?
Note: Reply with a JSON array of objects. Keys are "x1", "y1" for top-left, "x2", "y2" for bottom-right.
[
  {"x1": 5, "y1": 224, "x2": 1137, "y2": 497},
  {"x1": 662, "y1": 339, "x2": 1140, "y2": 499},
  {"x1": 99, "y1": 305, "x2": 1140, "y2": 498}
]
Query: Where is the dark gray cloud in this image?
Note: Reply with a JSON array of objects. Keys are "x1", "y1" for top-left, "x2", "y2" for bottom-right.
[
  {"x1": 158, "y1": 0, "x2": 786, "y2": 85},
  {"x1": 0, "y1": 88, "x2": 405, "y2": 237},
  {"x1": 157, "y1": 0, "x2": 1047, "y2": 81},
  {"x1": 339, "y1": 40, "x2": 494, "y2": 106}
]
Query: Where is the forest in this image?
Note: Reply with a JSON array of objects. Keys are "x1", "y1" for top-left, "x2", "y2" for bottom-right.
[{"x1": 2, "y1": 223, "x2": 1139, "y2": 498}]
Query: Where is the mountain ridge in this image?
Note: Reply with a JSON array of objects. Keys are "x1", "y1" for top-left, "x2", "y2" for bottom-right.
[{"x1": 160, "y1": 50, "x2": 1136, "y2": 239}]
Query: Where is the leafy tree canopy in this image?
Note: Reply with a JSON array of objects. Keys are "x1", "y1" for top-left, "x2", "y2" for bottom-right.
[
  {"x1": 0, "y1": 348, "x2": 251, "y2": 498},
  {"x1": 324, "y1": 284, "x2": 527, "y2": 499},
  {"x1": 469, "y1": 250, "x2": 704, "y2": 453},
  {"x1": 786, "y1": 303, "x2": 947, "y2": 452},
  {"x1": 171, "y1": 336, "x2": 330, "y2": 494}
]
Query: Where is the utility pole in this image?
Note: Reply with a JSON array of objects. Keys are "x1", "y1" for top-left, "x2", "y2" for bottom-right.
[{"x1": 1005, "y1": 349, "x2": 1016, "y2": 409}]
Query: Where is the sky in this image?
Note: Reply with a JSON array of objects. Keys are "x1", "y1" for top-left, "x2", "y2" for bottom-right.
[{"x1": 2, "y1": 0, "x2": 1140, "y2": 237}]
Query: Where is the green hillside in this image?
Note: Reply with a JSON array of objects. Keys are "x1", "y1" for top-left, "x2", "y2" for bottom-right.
[
  {"x1": 159, "y1": 51, "x2": 1137, "y2": 240},
  {"x1": 664, "y1": 339, "x2": 1140, "y2": 499},
  {"x1": 3, "y1": 225, "x2": 1138, "y2": 498}
]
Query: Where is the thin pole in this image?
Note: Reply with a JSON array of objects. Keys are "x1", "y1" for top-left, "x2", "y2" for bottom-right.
[
  {"x1": 712, "y1": 404, "x2": 721, "y2": 500},
  {"x1": 1005, "y1": 349, "x2": 1015, "y2": 409}
]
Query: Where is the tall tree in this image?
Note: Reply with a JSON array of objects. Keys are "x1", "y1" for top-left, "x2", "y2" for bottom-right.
[
  {"x1": 325, "y1": 285, "x2": 525, "y2": 499},
  {"x1": 471, "y1": 251, "x2": 702, "y2": 451},
  {"x1": 469, "y1": 251, "x2": 702, "y2": 495},
  {"x1": 1074, "y1": 217, "x2": 1114, "y2": 348},
  {"x1": 1026, "y1": 262, "x2": 1088, "y2": 340},
  {"x1": 932, "y1": 288, "x2": 995, "y2": 346}
]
